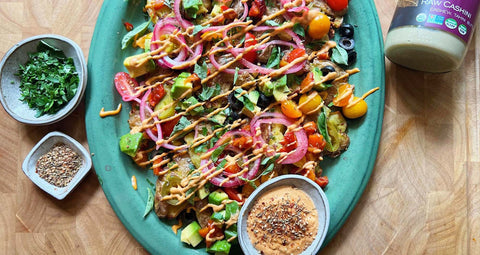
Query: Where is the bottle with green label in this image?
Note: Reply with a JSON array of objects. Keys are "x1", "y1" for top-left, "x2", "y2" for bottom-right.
[{"x1": 385, "y1": 0, "x2": 479, "y2": 73}]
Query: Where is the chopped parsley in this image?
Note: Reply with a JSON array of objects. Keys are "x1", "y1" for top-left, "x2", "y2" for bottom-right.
[{"x1": 16, "y1": 40, "x2": 79, "y2": 117}]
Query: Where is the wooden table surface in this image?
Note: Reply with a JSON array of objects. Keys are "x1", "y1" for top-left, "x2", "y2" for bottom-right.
[{"x1": 1, "y1": 0, "x2": 478, "y2": 254}]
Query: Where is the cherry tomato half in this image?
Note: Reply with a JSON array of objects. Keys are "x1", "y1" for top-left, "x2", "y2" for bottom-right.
[
  {"x1": 243, "y1": 32, "x2": 258, "y2": 63},
  {"x1": 114, "y1": 72, "x2": 139, "y2": 100},
  {"x1": 281, "y1": 99, "x2": 303, "y2": 119},
  {"x1": 326, "y1": 0, "x2": 348, "y2": 11},
  {"x1": 308, "y1": 13, "x2": 331, "y2": 39},
  {"x1": 161, "y1": 115, "x2": 181, "y2": 138}
]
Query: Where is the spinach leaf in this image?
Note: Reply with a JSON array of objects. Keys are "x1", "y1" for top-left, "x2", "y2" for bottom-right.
[
  {"x1": 198, "y1": 84, "x2": 221, "y2": 101},
  {"x1": 171, "y1": 117, "x2": 192, "y2": 137},
  {"x1": 183, "y1": 0, "x2": 203, "y2": 18},
  {"x1": 121, "y1": 19, "x2": 151, "y2": 50},
  {"x1": 265, "y1": 20, "x2": 280, "y2": 26},
  {"x1": 266, "y1": 46, "x2": 281, "y2": 68},
  {"x1": 331, "y1": 45, "x2": 349, "y2": 65},
  {"x1": 143, "y1": 187, "x2": 154, "y2": 217},
  {"x1": 293, "y1": 23, "x2": 305, "y2": 37},
  {"x1": 317, "y1": 108, "x2": 332, "y2": 147},
  {"x1": 211, "y1": 143, "x2": 228, "y2": 162}
]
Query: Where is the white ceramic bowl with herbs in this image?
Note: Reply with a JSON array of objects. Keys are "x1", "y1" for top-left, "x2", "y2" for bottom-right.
[
  {"x1": 0, "y1": 34, "x2": 87, "y2": 125},
  {"x1": 22, "y1": 131, "x2": 92, "y2": 200}
]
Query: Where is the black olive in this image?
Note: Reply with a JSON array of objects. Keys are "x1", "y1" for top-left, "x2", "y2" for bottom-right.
[
  {"x1": 320, "y1": 66, "x2": 336, "y2": 76},
  {"x1": 228, "y1": 92, "x2": 243, "y2": 111},
  {"x1": 257, "y1": 91, "x2": 274, "y2": 109},
  {"x1": 347, "y1": 50, "x2": 357, "y2": 65},
  {"x1": 339, "y1": 23, "x2": 354, "y2": 38},
  {"x1": 338, "y1": 37, "x2": 355, "y2": 51},
  {"x1": 226, "y1": 110, "x2": 240, "y2": 124}
]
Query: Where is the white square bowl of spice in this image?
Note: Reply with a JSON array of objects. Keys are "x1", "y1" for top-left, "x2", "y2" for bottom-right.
[{"x1": 22, "y1": 131, "x2": 92, "y2": 200}]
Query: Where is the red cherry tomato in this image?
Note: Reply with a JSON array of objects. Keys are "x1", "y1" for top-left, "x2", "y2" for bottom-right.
[
  {"x1": 286, "y1": 48, "x2": 306, "y2": 63},
  {"x1": 243, "y1": 32, "x2": 258, "y2": 63},
  {"x1": 148, "y1": 85, "x2": 166, "y2": 107},
  {"x1": 161, "y1": 115, "x2": 181, "y2": 138},
  {"x1": 280, "y1": 131, "x2": 298, "y2": 152},
  {"x1": 248, "y1": 0, "x2": 266, "y2": 17},
  {"x1": 326, "y1": 0, "x2": 348, "y2": 11},
  {"x1": 224, "y1": 187, "x2": 243, "y2": 202},
  {"x1": 114, "y1": 72, "x2": 139, "y2": 99}
]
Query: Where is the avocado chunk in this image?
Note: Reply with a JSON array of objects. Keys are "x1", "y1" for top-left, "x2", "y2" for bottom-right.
[
  {"x1": 224, "y1": 224, "x2": 237, "y2": 243},
  {"x1": 123, "y1": 53, "x2": 155, "y2": 78},
  {"x1": 208, "y1": 190, "x2": 229, "y2": 205},
  {"x1": 171, "y1": 72, "x2": 192, "y2": 99},
  {"x1": 180, "y1": 221, "x2": 203, "y2": 247},
  {"x1": 224, "y1": 201, "x2": 239, "y2": 221},
  {"x1": 206, "y1": 240, "x2": 231, "y2": 254},
  {"x1": 312, "y1": 67, "x2": 330, "y2": 91},
  {"x1": 197, "y1": 185, "x2": 210, "y2": 200},
  {"x1": 119, "y1": 132, "x2": 143, "y2": 157}
]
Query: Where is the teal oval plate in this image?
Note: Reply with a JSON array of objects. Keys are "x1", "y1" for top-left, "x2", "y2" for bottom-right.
[{"x1": 85, "y1": 0, "x2": 385, "y2": 253}]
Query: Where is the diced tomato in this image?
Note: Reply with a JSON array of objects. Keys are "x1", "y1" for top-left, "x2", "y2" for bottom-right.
[
  {"x1": 232, "y1": 136, "x2": 253, "y2": 150},
  {"x1": 280, "y1": 131, "x2": 297, "y2": 152},
  {"x1": 308, "y1": 133, "x2": 326, "y2": 150},
  {"x1": 317, "y1": 51, "x2": 330, "y2": 60},
  {"x1": 123, "y1": 22, "x2": 133, "y2": 31},
  {"x1": 161, "y1": 115, "x2": 181, "y2": 138},
  {"x1": 315, "y1": 176, "x2": 329, "y2": 188},
  {"x1": 198, "y1": 227, "x2": 209, "y2": 238},
  {"x1": 224, "y1": 163, "x2": 241, "y2": 174},
  {"x1": 148, "y1": 85, "x2": 166, "y2": 107},
  {"x1": 303, "y1": 121, "x2": 317, "y2": 135},
  {"x1": 248, "y1": 0, "x2": 266, "y2": 17},
  {"x1": 114, "y1": 72, "x2": 139, "y2": 99},
  {"x1": 204, "y1": 220, "x2": 223, "y2": 247},
  {"x1": 243, "y1": 32, "x2": 257, "y2": 63},
  {"x1": 224, "y1": 187, "x2": 243, "y2": 202},
  {"x1": 300, "y1": 72, "x2": 314, "y2": 91},
  {"x1": 304, "y1": 168, "x2": 316, "y2": 181},
  {"x1": 280, "y1": 48, "x2": 306, "y2": 67},
  {"x1": 153, "y1": 158, "x2": 163, "y2": 176},
  {"x1": 185, "y1": 73, "x2": 201, "y2": 89}
]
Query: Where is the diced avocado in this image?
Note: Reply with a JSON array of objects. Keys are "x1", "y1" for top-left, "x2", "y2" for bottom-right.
[
  {"x1": 180, "y1": 97, "x2": 204, "y2": 116},
  {"x1": 312, "y1": 67, "x2": 331, "y2": 91},
  {"x1": 123, "y1": 53, "x2": 155, "y2": 78},
  {"x1": 208, "y1": 190, "x2": 229, "y2": 205},
  {"x1": 197, "y1": 185, "x2": 210, "y2": 200},
  {"x1": 224, "y1": 201, "x2": 239, "y2": 221},
  {"x1": 224, "y1": 224, "x2": 237, "y2": 243},
  {"x1": 210, "y1": 210, "x2": 225, "y2": 222},
  {"x1": 206, "y1": 240, "x2": 231, "y2": 255},
  {"x1": 247, "y1": 90, "x2": 259, "y2": 105},
  {"x1": 154, "y1": 90, "x2": 176, "y2": 120},
  {"x1": 209, "y1": 111, "x2": 227, "y2": 125},
  {"x1": 180, "y1": 221, "x2": 203, "y2": 247},
  {"x1": 240, "y1": 105, "x2": 261, "y2": 119},
  {"x1": 119, "y1": 132, "x2": 143, "y2": 157},
  {"x1": 171, "y1": 72, "x2": 192, "y2": 99}
]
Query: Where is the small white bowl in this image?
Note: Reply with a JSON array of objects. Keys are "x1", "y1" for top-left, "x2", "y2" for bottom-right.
[
  {"x1": 22, "y1": 131, "x2": 92, "y2": 200},
  {"x1": 0, "y1": 34, "x2": 87, "y2": 125},
  {"x1": 237, "y1": 175, "x2": 330, "y2": 255}
]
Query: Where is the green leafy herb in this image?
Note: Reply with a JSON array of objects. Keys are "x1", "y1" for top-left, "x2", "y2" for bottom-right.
[
  {"x1": 216, "y1": 159, "x2": 227, "y2": 170},
  {"x1": 317, "y1": 108, "x2": 332, "y2": 147},
  {"x1": 180, "y1": 97, "x2": 204, "y2": 116},
  {"x1": 202, "y1": 127, "x2": 208, "y2": 136},
  {"x1": 143, "y1": 187, "x2": 154, "y2": 217},
  {"x1": 211, "y1": 143, "x2": 228, "y2": 162},
  {"x1": 183, "y1": 0, "x2": 203, "y2": 18},
  {"x1": 194, "y1": 143, "x2": 208, "y2": 153},
  {"x1": 193, "y1": 24, "x2": 210, "y2": 36},
  {"x1": 293, "y1": 23, "x2": 305, "y2": 37},
  {"x1": 194, "y1": 62, "x2": 208, "y2": 80},
  {"x1": 199, "y1": 84, "x2": 221, "y2": 101},
  {"x1": 16, "y1": 40, "x2": 79, "y2": 117},
  {"x1": 331, "y1": 45, "x2": 349, "y2": 65},
  {"x1": 171, "y1": 116, "x2": 192, "y2": 137},
  {"x1": 121, "y1": 19, "x2": 151, "y2": 50},
  {"x1": 265, "y1": 20, "x2": 280, "y2": 26},
  {"x1": 266, "y1": 46, "x2": 281, "y2": 68},
  {"x1": 234, "y1": 89, "x2": 256, "y2": 111}
]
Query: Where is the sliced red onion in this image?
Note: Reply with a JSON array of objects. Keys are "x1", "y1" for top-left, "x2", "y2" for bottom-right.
[{"x1": 250, "y1": 112, "x2": 308, "y2": 164}]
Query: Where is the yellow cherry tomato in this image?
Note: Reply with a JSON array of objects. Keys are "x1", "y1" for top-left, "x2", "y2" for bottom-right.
[
  {"x1": 308, "y1": 13, "x2": 331, "y2": 40},
  {"x1": 342, "y1": 97, "x2": 368, "y2": 119},
  {"x1": 298, "y1": 92, "x2": 323, "y2": 114},
  {"x1": 281, "y1": 100, "x2": 303, "y2": 118}
]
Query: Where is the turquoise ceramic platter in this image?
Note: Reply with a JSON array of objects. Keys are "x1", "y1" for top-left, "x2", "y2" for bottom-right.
[{"x1": 85, "y1": 0, "x2": 385, "y2": 253}]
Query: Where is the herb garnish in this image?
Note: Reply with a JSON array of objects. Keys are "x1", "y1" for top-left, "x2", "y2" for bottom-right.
[{"x1": 16, "y1": 40, "x2": 79, "y2": 117}]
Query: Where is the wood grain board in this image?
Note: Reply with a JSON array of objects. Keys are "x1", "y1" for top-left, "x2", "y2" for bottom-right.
[{"x1": 0, "y1": 0, "x2": 479, "y2": 254}]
